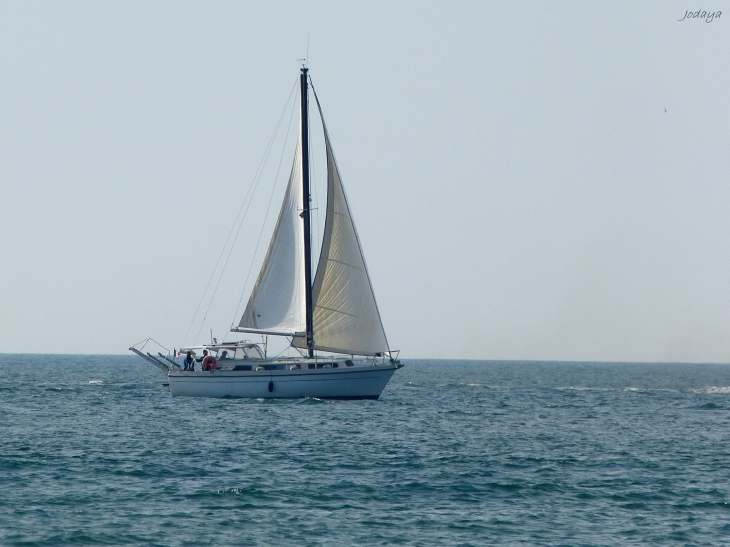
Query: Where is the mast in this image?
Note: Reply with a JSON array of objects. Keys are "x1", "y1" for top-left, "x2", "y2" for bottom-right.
[{"x1": 300, "y1": 66, "x2": 315, "y2": 358}]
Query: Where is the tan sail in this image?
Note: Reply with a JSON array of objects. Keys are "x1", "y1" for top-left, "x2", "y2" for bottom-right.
[{"x1": 293, "y1": 126, "x2": 389, "y2": 356}]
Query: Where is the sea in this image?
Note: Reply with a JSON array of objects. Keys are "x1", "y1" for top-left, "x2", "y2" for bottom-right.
[{"x1": 2, "y1": 355, "x2": 730, "y2": 546}]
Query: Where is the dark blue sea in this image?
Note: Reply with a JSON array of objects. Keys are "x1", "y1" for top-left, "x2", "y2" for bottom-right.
[{"x1": 2, "y1": 356, "x2": 730, "y2": 546}]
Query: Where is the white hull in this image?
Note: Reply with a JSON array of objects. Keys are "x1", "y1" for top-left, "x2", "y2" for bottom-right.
[{"x1": 167, "y1": 363, "x2": 398, "y2": 399}]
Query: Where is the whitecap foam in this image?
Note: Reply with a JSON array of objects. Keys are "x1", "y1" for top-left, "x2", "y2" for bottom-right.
[
  {"x1": 622, "y1": 387, "x2": 679, "y2": 393},
  {"x1": 218, "y1": 487, "x2": 244, "y2": 495},
  {"x1": 557, "y1": 386, "x2": 612, "y2": 392},
  {"x1": 691, "y1": 386, "x2": 730, "y2": 394},
  {"x1": 555, "y1": 386, "x2": 678, "y2": 393}
]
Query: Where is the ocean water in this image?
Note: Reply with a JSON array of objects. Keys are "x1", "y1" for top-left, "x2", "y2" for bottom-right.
[{"x1": 2, "y1": 356, "x2": 730, "y2": 546}]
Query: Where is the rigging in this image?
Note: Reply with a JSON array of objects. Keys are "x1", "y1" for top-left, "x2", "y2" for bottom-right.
[{"x1": 183, "y1": 77, "x2": 299, "y2": 346}]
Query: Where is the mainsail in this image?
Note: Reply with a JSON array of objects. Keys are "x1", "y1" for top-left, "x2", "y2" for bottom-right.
[
  {"x1": 237, "y1": 132, "x2": 307, "y2": 336},
  {"x1": 292, "y1": 120, "x2": 390, "y2": 356}
]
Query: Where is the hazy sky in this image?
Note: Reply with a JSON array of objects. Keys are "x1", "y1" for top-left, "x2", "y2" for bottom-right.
[{"x1": 1, "y1": 1, "x2": 728, "y2": 361}]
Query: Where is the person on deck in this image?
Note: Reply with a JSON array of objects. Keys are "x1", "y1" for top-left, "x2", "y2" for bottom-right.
[
  {"x1": 200, "y1": 349, "x2": 217, "y2": 371},
  {"x1": 183, "y1": 351, "x2": 195, "y2": 372}
]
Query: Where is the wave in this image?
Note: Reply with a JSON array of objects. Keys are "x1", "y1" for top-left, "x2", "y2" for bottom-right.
[
  {"x1": 691, "y1": 386, "x2": 730, "y2": 394},
  {"x1": 697, "y1": 402, "x2": 723, "y2": 410},
  {"x1": 556, "y1": 386, "x2": 613, "y2": 392},
  {"x1": 556, "y1": 386, "x2": 679, "y2": 393},
  {"x1": 622, "y1": 387, "x2": 679, "y2": 393}
]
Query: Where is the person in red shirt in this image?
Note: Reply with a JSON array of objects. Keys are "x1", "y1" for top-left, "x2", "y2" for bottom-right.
[{"x1": 201, "y1": 349, "x2": 217, "y2": 371}]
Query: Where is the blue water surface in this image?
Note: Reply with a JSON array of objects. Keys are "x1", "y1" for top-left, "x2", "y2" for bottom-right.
[{"x1": 2, "y1": 355, "x2": 730, "y2": 546}]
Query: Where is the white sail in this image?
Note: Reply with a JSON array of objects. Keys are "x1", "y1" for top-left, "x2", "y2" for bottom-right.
[
  {"x1": 294, "y1": 129, "x2": 390, "y2": 356},
  {"x1": 237, "y1": 131, "x2": 307, "y2": 335}
]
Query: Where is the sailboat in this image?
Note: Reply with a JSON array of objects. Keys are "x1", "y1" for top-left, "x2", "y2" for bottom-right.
[{"x1": 130, "y1": 66, "x2": 402, "y2": 399}]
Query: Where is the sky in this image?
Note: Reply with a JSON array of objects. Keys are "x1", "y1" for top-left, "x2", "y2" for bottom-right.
[{"x1": 1, "y1": 1, "x2": 728, "y2": 361}]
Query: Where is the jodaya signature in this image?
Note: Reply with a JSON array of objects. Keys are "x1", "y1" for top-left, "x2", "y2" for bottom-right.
[{"x1": 678, "y1": 9, "x2": 721, "y2": 22}]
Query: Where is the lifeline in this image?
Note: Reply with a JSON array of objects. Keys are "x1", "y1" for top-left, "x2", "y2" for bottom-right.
[{"x1": 678, "y1": 9, "x2": 721, "y2": 22}]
